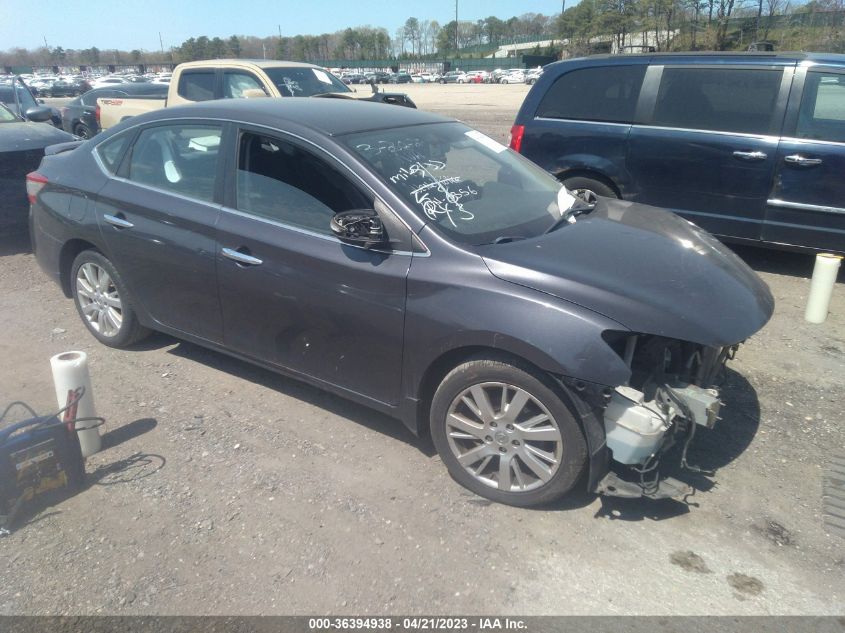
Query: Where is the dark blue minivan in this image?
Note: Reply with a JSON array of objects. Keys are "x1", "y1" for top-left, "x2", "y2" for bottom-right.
[{"x1": 511, "y1": 52, "x2": 845, "y2": 253}]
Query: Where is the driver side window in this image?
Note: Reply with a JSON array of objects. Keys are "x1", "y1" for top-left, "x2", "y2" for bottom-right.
[{"x1": 236, "y1": 131, "x2": 371, "y2": 234}]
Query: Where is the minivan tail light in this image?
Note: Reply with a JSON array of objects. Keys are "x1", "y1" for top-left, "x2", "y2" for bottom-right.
[
  {"x1": 509, "y1": 124, "x2": 525, "y2": 153},
  {"x1": 26, "y1": 172, "x2": 48, "y2": 205}
]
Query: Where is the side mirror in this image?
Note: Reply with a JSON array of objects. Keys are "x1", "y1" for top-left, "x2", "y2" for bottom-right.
[
  {"x1": 330, "y1": 210, "x2": 387, "y2": 248},
  {"x1": 38, "y1": 99, "x2": 46, "y2": 104},
  {"x1": 25, "y1": 106, "x2": 53, "y2": 122}
]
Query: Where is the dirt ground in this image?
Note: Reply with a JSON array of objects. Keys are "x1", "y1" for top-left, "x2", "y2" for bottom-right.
[{"x1": 0, "y1": 84, "x2": 843, "y2": 615}]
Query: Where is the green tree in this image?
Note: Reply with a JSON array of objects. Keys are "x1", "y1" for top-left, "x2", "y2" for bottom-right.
[{"x1": 228, "y1": 35, "x2": 242, "y2": 57}]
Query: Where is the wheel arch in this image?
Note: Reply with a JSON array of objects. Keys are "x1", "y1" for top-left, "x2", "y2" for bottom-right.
[
  {"x1": 59, "y1": 239, "x2": 101, "y2": 298},
  {"x1": 414, "y1": 344, "x2": 612, "y2": 494}
]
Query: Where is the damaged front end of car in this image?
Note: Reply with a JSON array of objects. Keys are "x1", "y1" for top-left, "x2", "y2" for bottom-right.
[{"x1": 589, "y1": 332, "x2": 740, "y2": 500}]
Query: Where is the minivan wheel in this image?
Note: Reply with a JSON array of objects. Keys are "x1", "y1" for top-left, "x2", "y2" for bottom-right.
[
  {"x1": 71, "y1": 250, "x2": 150, "y2": 348},
  {"x1": 430, "y1": 355, "x2": 587, "y2": 507},
  {"x1": 561, "y1": 176, "x2": 617, "y2": 204}
]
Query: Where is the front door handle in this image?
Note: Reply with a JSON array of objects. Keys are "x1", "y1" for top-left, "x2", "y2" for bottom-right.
[
  {"x1": 732, "y1": 150, "x2": 768, "y2": 161},
  {"x1": 103, "y1": 213, "x2": 134, "y2": 229},
  {"x1": 784, "y1": 154, "x2": 823, "y2": 167},
  {"x1": 222, "y1": 247, "x2": 263, "y2": 266}
]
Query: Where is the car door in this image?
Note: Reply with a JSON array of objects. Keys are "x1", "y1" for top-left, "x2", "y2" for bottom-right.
[
  {"x1": 93, "y1": 121, "x2": 226, "y2": 342},
  {"x1": 626, "y1": 63, "x2": 793, "y2": 240},
  {"x1": 764, "y1": 65, "x2": 845, "y2": 252},
  {"x1": 215, "y1": 127, "x2": 413, "y2": 405}
]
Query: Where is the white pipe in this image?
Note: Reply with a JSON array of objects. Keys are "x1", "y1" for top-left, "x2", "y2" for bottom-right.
[
  {"x1": 50, "y1": 351, "x2": 101, "y2": 457},
  {"x1": 805, "y1": 253, "x2": 843, "y2": 324}
]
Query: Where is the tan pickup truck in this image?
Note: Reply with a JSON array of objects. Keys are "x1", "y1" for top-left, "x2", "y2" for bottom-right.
[{"x1": 97, "y1": 59, "x2": 415, "y2": 131}]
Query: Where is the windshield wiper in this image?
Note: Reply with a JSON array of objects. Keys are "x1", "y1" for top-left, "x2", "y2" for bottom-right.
[{"x1": 543, "y1": 201, "x2": 595, "y2": 234}]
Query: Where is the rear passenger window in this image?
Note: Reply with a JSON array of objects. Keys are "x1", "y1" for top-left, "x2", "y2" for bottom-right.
[
  {"x1": 177, "y1": 71, "x2": 215, "y2": 102},
  {"x1": 536, "y1": 65, "x2": 646, "y2": 123},
  {"x1": 127, "y1": 124, "x2": 222, "y2": 202},
  {"x1": 95, "y1": 132, "x2": 131, "y2": 174},
  {"x1": 796, "y1": 71, "x2": 845, "y2": 143},
  {"x1": 652, "y1": 68, "x2": 782, "y2": 135},
  {"x1": 236, "y1": 131, "x2": 370, "y2": 234}
]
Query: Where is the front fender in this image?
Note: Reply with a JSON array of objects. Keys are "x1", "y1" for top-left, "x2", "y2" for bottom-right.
[{"x1": 402, "y1": 236, "x2": 632, "y2": 409}]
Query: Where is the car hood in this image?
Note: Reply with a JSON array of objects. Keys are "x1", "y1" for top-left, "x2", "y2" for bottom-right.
[
  {"x1": 477, "y1": 197, "x2": 774, "y2": 346},
  {"x1": 0, "y1": 121, "x2": 75, "y2": 152}
]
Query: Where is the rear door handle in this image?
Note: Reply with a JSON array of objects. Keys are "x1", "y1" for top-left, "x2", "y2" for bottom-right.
[
  {"x1": 103, "y1": 213, "x2": 134, "y2": 229},
  {"x1": 732, "y1": 150, "x2": 768, "y2": 161},
  {"x1": 784, "y1": 154, "x2": 823, "y2": 167},
  {"x1": 222, "y1": 247, "x2": 263, "y2": 266}
]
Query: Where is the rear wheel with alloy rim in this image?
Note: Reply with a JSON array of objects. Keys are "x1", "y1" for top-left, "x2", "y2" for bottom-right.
[
  {"x1": 431, "y1": 355, "x2": 587, "y2": 506},
  {"x1": 71, "y1": 250, "x2": 149, "y2": 348},
  {"x1": 561, "y1": 176, "x2": 617, "y2": 205},
  {"x1": 74, "y1": 123, "x2": 92, "y2": 139}
]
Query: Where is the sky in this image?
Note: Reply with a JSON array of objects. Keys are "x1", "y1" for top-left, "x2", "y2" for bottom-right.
[{"x1": 0, "y1": 0, "x2": 570, "y2": 52}]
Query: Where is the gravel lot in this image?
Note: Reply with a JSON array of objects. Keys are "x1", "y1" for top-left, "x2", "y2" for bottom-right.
[{"x1": 0, "y1": 84, "x2": 843, "y2": 616}]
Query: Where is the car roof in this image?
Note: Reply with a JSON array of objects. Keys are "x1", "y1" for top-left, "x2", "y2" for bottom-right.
[
  {"x1": 178, "y1": 59, "x2": 324, "y2": 70},
  {"x1": 547, "y1": 51, "x2": 845, "y2": 69},
  {"x1": 139, "y1": 97, "x2": 452, "y2": 137}
]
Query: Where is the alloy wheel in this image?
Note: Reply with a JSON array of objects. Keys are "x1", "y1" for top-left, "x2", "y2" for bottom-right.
[
  {"x1": 445, "y1": 382, "x2": 563, "y2": 492},
  {"x1": 570, "y1": 188, "x2": 599, "y2": 205},
  {"x1": 76, "y1": 262, "x2": 123, "y2": 337}
]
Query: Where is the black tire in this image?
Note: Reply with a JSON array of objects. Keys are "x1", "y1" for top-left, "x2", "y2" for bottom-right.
[
  {"x1": 561, "y1": 176, "x2": 618, "y2": 204},
  {"x1": 430, "y1": 354, "x2": 587, "y2": 507},
  {"x1": 74, "y1": 123, "x2": 92, "y2": 139},
  {"x1": 70, "y1": 250, "x2": 150, "y2": 348},
  {"x1": 439, "y1": 79, "x2": 446, "y2": 84}
]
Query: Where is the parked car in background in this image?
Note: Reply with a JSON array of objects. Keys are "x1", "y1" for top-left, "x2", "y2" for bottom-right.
[
  {"x1": 60, "y1": 83, "x2": 168, "y2": 138},
  {"x1": 29, "y1": 98, "x2": 772, "y2": 506},
  {"x1": 366, "y1": 71, "x2": 391, "y2": 84},
  {"x1": 512, "y1": 52, "x2": 845, "y2": 253},
  {"x1": 92, "y1": 76, "x2": 129, "y2": 89},
  {"x1": 0, "y1": 102, "x2": 74, "y2": 233},
  {"x1": 410, "y1": 74, "x2": 424, "y2": 83},
  {"x1": 489, "y1": 69, "x2": 508, "y2": 83},
  {"x1": 500, "y1": 70, "x2": 525, "y2": 84},
  {"x1": 342, "y1": 73, "x2": 368, "y2": 85},
  {"x1": 46, "y1": 80, "x2": 82, "y2": 97},
  {"x1": 525, "y1": 67, "x2": 543, "y2": 85},
  {"x1": 95, "y1": 60, "x2": 416, "y2": 132},
  {"x1": 389, "y1": 72, "x2": 412, "y2": 84},
  {"x1": 419, "y1": 72, "x2": 433, "y2": 83},
  {"x1": 439, "y1": 71, "x2": 466, "y2": 84}
]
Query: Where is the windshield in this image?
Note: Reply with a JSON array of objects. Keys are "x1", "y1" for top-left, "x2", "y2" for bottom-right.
[
  {"x1": 342, "y1": 122, "x2": 574, "y2": 245},
  {"x1": 264, "y1": 67, "x2": 351, "y2": 97}
]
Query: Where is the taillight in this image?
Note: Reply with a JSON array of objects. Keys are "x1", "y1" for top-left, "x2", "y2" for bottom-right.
[
  {"x1": 509, "y1": 124, "x2": 525, "y2": 153},
  {"x1": 26, "y1": 172, "x2": 48, "y2": 205},
  {"x1": 95, "y1": 103, "x2": 100, "y2": 124}
]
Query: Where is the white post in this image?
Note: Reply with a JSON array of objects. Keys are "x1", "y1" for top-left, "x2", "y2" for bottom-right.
[
  {"x1": 805, "y1": 253, "x2": 842, "y2": 324},
  {"x1": 50, "y1": 351, "x2": 102, "y2": 457}
]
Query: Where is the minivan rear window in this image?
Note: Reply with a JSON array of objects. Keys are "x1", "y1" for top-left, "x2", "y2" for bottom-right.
[
  {"x1": 536, "y1": 65, "x2": 646, "y2": 124},
  {"x1": 651, "y1": 67, "x2": 783, "y2": 135}
]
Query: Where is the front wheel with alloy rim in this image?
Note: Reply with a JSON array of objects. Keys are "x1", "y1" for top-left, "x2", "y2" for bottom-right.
[
  {"x1": 430, "y1": 355, "x2": 587, "y2": 507},
  {"x1": 71, "y1": 250, "x2": 150, "y2": 348}
]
